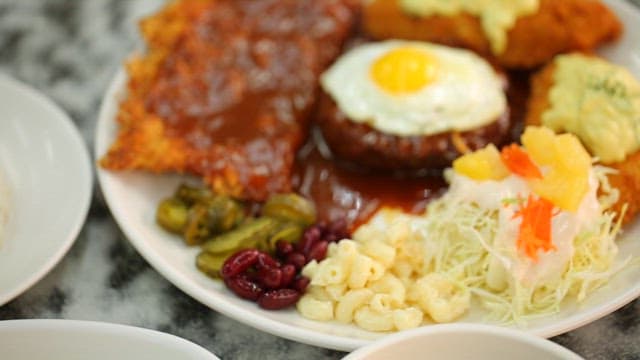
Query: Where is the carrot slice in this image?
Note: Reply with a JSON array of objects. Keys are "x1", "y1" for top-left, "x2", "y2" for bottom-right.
[
  {"x1": 513, "y1": 195, "x2": 556, "y2": 261},
  {"x1": 501, "y1": 144, "x2": 543, "y2": 179}
]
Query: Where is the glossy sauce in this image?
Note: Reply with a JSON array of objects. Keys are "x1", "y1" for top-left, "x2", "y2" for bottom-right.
[
  {"x1": 292, "y1": 130, "x2": 447, "y2": 229},
  {"x1": 144, "y1": 0, "x2": 342, "y2": 146}
]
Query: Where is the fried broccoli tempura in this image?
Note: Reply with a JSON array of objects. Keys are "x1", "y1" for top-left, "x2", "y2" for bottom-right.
[
  {"x1": 363, "y1": 0, "x2": 622, "y2": 69},
  {"x1": 526, "y1": 62, "x2": 640, "y2": 224},
  {"x1": 100, "y1": 0, "x2": 358, "y2": 200}
]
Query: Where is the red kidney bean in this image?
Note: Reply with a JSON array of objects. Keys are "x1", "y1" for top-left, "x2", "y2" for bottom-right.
[
  {"x1": 280, "y1": 264, "x2": 296, "y2": 288},
  {"x1": 221, "y1": 249, "x2": 260, "y2": 279},
  {"x1": 218, "y1": 220, "x2": 353, "y2": 309},
  {"x1": 307, "y1": 240, "x2": 328, "y2": 262},
  {"x1": 328, "y1": 218, "x2": 347, "y2": 235},
  {"x1": 285, "y1": 252, "x2": 306, "y2": 270},
  {"x1": 256, "y1": 252, "x2": 280, "y2": 270},
  {"x1": 315, "y1": 221, "x2": 328, "y2": 236},
  {"x1": 225, "y1": 274, "x2": 264, "y2": 301},
  {"x1": 257, "y1": 289, "x2": 301, "y2": 310},
  {"x1": 323, "y1": 233, "x2": 338, "y2": 243},
  {"x1": 246, "y1": 271, "x2": 261, "y2": 284},
  {"x1": 275, "y1": 240, "x2": 294, "y2": 258},
  {"x1": 297, "y1": 226, "x2": 321, "y2": 255},
  {"x1": 292, "y1": 276, "x2": 310, "y2": 293},
  {"x1": 257, "y1": 267, "x2": 283, "y2": 289}
]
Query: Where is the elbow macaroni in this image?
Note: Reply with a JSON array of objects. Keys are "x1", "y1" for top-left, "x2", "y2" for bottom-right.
[
  {"x1": 297, "y1": 294, "x2": 334, "y2": 321},
  {"x1": 347, "y1": 254, "x2": 375, "y2": 289},
  {"x1": 335, "y1": 288, "x2": 373, "y2": 323},
  {"x1": 369, "y1": 273, "x2": 406, "y2": 307},
  {"x1": 297, "y1": 209, "x2": 471, "y2": 332},
  {"x1": 310, "y1": 258, "x2": 348, "y2": 286},
  {"x1": 354, "y1": 306, "x2": 394, "y2": 332},
  {"x1": 361, "y1": 239, "x2": 396, "y2": 268},
  {"x1": 410, "y1": 273, "x2": 471, "y2": 323},
  {"x1": 393, "y1": 307, "x2": 423, "y2": 331}
]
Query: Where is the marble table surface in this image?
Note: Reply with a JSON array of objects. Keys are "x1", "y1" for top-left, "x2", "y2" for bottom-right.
[{"x1": 1, "y1": 1, "x2": 639, "y2": 359}]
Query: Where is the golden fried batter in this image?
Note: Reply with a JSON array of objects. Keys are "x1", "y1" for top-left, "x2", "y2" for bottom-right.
[
  {"x1": 100, "y1": 0, "x2": 204, "y2": 174},
  {"x1": 526, "y1": 62, "x2": 640, "y2": 224},
  {"x1": 363, "y1": 0, "x2": 622, "y2": 69},
  {"x1": 524, "y1": 63, "x2": 555, "y2": 130},
  {"x1": 100, "y1": 0, "x2": 359, "y2": 200}
]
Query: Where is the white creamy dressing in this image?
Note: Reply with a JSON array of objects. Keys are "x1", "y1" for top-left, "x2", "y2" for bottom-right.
[{"x1": 445, "y1": 170, "x2": 602, "y2": 287}]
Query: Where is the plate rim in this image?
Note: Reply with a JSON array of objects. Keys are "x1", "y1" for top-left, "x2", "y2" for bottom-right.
[
  {"x1": 0, "y1": 73, "x2": 93, "y2": 307},
  {"x1": 94, "y1": 0, "x2": 640, "y2": 351}
]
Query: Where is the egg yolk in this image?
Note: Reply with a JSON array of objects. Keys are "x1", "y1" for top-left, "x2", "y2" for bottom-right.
[{"x1": 370, "y1": 47, "x2": 437, "y2": 94}]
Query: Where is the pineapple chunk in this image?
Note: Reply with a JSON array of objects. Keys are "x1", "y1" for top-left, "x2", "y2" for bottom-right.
[
  {"x1": 521, "y1": 126, "x2": 556, "y2": 166},
  {"x1": 453, "y1": 144, "x2": 509, "y2": 181},
  {"x1": 530, "y1": 169, "x2": 589, "y2": 212},
  {"x1": 522, "y1": 126, "x2": 591, "y2": 212},
  {"x1": 552, "y1": 134, "x2": 591, "y2": 174}
]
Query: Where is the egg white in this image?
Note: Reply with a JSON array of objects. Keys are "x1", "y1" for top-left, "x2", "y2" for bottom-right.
[{"x1": 321, "y1": 40, "x2": 507, "y2": 137}]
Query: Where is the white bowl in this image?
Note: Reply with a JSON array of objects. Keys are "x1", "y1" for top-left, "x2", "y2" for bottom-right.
[
  {"x1": 0, "y1": 320, "x2": 219, "y2": 360},
  {"x1": 343, "y1": 324, "x2": 583, "y2": 360},
  {"x1": 0, "y1": 73, "x2": 92, "y2": 305}
]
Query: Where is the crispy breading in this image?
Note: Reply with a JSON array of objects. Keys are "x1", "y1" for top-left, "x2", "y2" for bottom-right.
[
  {"x1": 100, "y1": 0, "x2": 204, "y2": 174},
  {"x1": 100, "y1": 0, "x2": 358, "y2": 200},
  {"x1": 607, "y1": 152, "x2": 640, "y2": 225},
  {"x1": 526, "y1": 61, "x2": 640, "y2": 224},
  {"x1": 363, "y1": 0, "x2": 622, "y2": 69},
  {"x1": 524, "y1": 63, "x2": 555, "y2": 129}
]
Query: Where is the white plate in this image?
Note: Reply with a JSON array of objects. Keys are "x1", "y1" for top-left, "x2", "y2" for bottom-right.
[
  {"x1": 95, "y1": 0, "x2": 640, "y2": 352},
  {"x1": 0, "y1": 74, "x2": 92, "y2": 306},
  {"x1": 0, "y1": 320, "x2": 219, "y2": 360},
  {"x1": 342, "y1": 324, "x2": 583, "y2": 360}
]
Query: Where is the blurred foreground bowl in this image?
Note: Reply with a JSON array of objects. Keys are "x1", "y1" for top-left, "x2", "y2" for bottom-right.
[{"x1": 343, "y1": 324, "x2": 583, "y2": 360}]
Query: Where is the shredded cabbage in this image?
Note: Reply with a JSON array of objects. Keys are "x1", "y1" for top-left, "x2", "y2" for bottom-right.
[{"x1": 417, "y1": 166, "x2": 629, "y2": 324}]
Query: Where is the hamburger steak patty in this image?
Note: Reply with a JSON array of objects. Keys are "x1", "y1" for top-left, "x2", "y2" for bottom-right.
[{"x1": 315, "y1": 92, "x2": 512, "y2": 170}]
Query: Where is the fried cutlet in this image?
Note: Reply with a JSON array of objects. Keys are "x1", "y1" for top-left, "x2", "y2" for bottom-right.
[
  {"x1": 526, "y1": 60, "x2": 640, "y2": 225},
  {"x1": 363, "y1": 0, "x2": 622, "y2": 69},
  {"x1": 100, "y1": 0, "x2": 359, "y2": 201}
]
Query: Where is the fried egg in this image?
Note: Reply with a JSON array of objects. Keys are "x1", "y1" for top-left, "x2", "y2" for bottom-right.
[{"x1": 320, "y1": 40, "x2": 507, "y2": 137}]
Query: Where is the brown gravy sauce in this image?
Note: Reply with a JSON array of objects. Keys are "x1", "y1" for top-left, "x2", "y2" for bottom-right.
[{"x1": 292, "y1": 131, "x2": 447, "y2": 229}]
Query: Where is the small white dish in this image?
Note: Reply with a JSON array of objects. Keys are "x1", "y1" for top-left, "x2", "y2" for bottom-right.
[
  {"x1": 95, "y1": 0, "x2": 640, "y2": 352},
  {"x1": 0, "y1": 74, "x2": 92, "y2": 306},
  {"x1": 0, "y1": 320, "x2": 219, "y2": 360},
  {"x1": 342, "y1": 324, "x2": 583, "y2": 360}
]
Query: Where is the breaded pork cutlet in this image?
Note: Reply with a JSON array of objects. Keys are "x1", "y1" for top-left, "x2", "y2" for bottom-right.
[
  {"x1": 363, "y1": 0, "x2": 621, "y2": 69},
  {"x1": 526, "y1": 55, "x2": 640, "y2": 224},
  {"x1": 100, "y1": 0, "x2": 359, "y2": 201}
]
